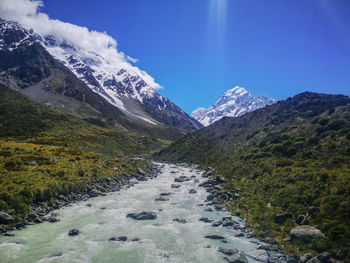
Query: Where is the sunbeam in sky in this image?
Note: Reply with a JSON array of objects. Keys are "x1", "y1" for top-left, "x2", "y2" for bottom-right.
[{"x1": 209, "y1": 0, "x2": 228, "y2": 42}]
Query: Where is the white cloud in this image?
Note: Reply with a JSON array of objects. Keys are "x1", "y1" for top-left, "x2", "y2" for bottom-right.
[{"x1": 0, "y1": 0, "x2": 162, "y2": 89}]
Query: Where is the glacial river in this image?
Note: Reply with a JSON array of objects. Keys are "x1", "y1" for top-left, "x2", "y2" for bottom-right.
[{"x1": 0, "y1": 163, "x2": 281, "y2": 263}]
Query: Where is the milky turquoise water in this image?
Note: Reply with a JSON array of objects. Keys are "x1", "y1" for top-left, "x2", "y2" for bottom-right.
[{"x1": 0, "y1": 163, "x2": 263, "y2": 263}]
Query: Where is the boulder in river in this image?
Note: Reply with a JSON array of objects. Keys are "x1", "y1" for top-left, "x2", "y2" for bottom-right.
[
  {"x1": 224, "y1": 252, "x2": 248, "y2": 263},
  {"x1": 204, "y1": 234, "x2": 225, "y2": 240},
  {"x1": 290, "y1": 225, "x2": 325, "y2": 242},
  {"x1": 68, "y1": 229, "x2": 80, "y2": 236},
  {"x1": 218, "y1": 247, "x2": 238, "y2": 255},
  {"x1": 171, "y1": 184, "x2": 181, "y2": 188},
  {"x1": 109, "y1": 236, "x2": 127, "y2": 242},
  {"x1": 199, "y1": 217, "x2": 214, "y2": 223},
  {"x1": 245, "y1": 249, "x2": 269, "y2": 262},
  {"x1": 173, "y1": 218, "x2": 187, "y2": 224},
  {"x1": 174, "y1": 177, "x2": 184, "y2": 183},
  {"x1": 48, "y1": 217, "x2": 60, "y2": 223},
  {"x1": 189, "y1": 189, "x2": 197, "y2": 194},
  {"x1": 160, "y1": 192, "x2": 171, "y2": 196},
  {"x1": 127, "y1": 211, "x2": 157, "y2": 220},
  {"x1": 0, "y1": 212, "x2": 15, "y2": 224},
  {"x1": 155, "y1": 196, "x2": 169, "y2": 201}
]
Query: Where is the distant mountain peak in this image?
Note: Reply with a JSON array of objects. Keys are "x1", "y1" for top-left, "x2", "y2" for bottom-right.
[{"x1": 191, "y1": 86, "x2": 276, "y2": 126}]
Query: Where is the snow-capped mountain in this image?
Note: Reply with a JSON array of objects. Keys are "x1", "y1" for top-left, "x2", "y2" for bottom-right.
[
  {"x1": 0, "y1": 18, "x2": 202, "y2": 132},
  {"x1": 191, "y1": 86, "x2": 276, "y2": 126}
]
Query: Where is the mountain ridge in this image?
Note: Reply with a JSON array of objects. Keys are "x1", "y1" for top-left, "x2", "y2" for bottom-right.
[{"x1": 0, "y1": 18, "x2": 202, "y2": 139}]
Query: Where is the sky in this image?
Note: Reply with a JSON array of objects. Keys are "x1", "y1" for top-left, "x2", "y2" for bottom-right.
[{"x1": 4, "y1": 0, "x2": 350, "y2": 113}]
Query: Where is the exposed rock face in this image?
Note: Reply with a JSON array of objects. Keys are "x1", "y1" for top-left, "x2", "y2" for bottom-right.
[
  {"x1": 290, "y1": 225, "x2": 325, "y2": 242},
  {"x1": 127, "y1": 211, "x2": 157, "y2": 220},
  {"x1": 0, "y1": 212, "x2": 14, "y2": 224}
]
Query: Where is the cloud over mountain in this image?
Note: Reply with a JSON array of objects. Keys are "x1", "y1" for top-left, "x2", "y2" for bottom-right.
[{"x1": 0, "y1": 0, "x2": 162, "y2": 89}]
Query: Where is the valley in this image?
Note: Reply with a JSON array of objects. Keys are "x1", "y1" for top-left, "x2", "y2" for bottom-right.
[
  {"x1": 0, "y1": 2, "x2": 349, "y2": 263},
  {"x1": 0, "y1": 163, "x2": 288, "y2": 263}
]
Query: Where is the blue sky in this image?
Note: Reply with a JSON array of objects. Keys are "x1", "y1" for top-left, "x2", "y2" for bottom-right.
[{"x1": 41, "y1": 0, "x2": 350, "y2": 113}]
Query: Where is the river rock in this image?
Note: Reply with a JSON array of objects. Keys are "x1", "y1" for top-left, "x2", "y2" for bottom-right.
[
  {"x1": 256, "y1": 243, "x2": 278, "y2": 251},
  {"x1": 0, "y1": 212, "x2": 15, "y2": 224},
  {"x1": 218, "y1": 247, "x2": 239, "y2": 255},
  {"x1": 179, "y1": 176, "x2": 191, "y2": 181},
  {"x1": 189, "y1": 189, "x2": 197, "y2": 194},
  {"x1": 68, "y1": 229, "x2": 80, "y2": 236},
  {"x1": 160, "y1": 192, "x2": 171, "y2": 196},
  {"x1": 199, "y1": 217, "x2": 214, "y2": 223},
  {"x1": 49, "y1": 252, "x2": 63, "y2": 258},
  {"x1": 212, "y1": 221, "x2": 222, "y2": 227},
  {"x1": 224, "y1": 252, "x2": 248, "y2": 263},
  {"x1": 127, "y1": 211, "x2": 157, "y2": 220},
  {"x1": 109, "y1": 236, "x2": 127, "y2": 242},
  {"x1": 173, "y1": 218, "x2": 187, "y2": 224},
  {"x1": 171, "y1": 184, "x2": 181, "y2": 188},
  {"x1": 245, "y1": 249, "x2": 269, "y2": 262},
  {"x1": 204, "y1": 234, "x2": 225, "y2": 240},
  {"x1": 222, "y1": 216, "x2": 234, "y2": 227},
  {"x1": 48, "y1": 217, "x2": 60, "y2": 223},
  {"x1": 290, "y1": 225, "x2": 325, "y2": 242},
  {"x1": 155, "y1": 196, "x2": 169, "y2": 201},
  {"x1": 174, "y1": 178, "x2": 184, "y2": 183},
  {"x1": 4, "y1": 232, "x2": 15, "y2": 236},
  {"x1": 87, "y1": 189, "x2": 100, "y2": 198}
]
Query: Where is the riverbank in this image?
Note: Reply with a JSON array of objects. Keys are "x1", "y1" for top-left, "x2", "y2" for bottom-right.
[
  {"x1": 0, "y1": 163, "x2": 289, "y2": 263},
  {"x1": 0, "y1": 159, "x2": 160, "y2": 235}
]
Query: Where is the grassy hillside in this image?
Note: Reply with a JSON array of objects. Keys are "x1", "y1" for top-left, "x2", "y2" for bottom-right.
[
  {"x1": 0, "y1": 83, "x2": 165, "y2": 227},
  {"x1": 0, "y1": 83, "x2": 165, "y2": 155},
  {"x1": 154, "y1": 92, "x2": 350, "y2": 261}
]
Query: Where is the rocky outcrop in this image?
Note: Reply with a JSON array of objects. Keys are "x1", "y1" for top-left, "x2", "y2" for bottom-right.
[
  {"x1": 290, "y1": 225, "x2": 325, "y2": 242},
  {"x1": 0, "y1": 212, "x2": 14, "y2": 224}
]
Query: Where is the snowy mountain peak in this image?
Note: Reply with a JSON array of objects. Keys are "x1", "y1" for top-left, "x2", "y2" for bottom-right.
[
  {"x1": 222, "y1": 86, "x2": 248, "y2": 97},
  {"x1": 191, "y1": 86, "x2": 276, "y2": 126}
]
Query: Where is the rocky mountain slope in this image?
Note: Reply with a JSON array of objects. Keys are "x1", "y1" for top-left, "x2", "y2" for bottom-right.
[
  {"x1": 191, "y1": 86, "x2": 275, "y2": 126},
  {"x1": 0, "y1": 82, "x2": 163, "y2": 228},
  {"x1": 0, "y1": 18, "x2": 202, "y2": 139},
  {"x1": 156, "y1": 92, "x2": 350, "y2": 261}
]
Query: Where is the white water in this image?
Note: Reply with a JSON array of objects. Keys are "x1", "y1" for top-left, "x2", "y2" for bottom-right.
[{"x1": 0, "y1": 163, "x2": 267, "y2": 263}]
